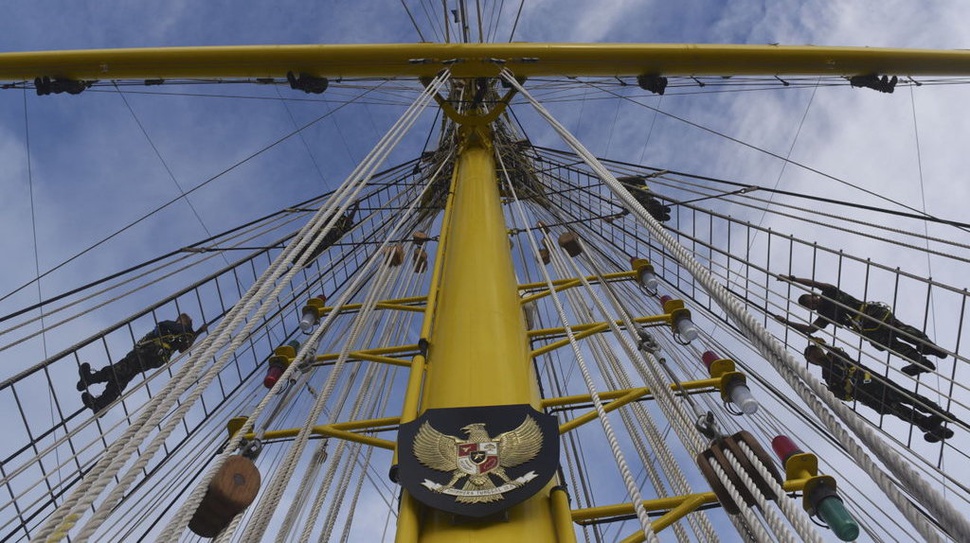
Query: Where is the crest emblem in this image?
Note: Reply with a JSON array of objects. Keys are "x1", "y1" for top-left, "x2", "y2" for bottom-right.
[{"x1": 396, "y1": 404, "x2": 559, "y2": 517}]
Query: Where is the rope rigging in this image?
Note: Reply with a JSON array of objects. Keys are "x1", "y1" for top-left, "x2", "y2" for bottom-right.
[{"x1": 2, "y1": 64, "x2": 969, "y2": 543}]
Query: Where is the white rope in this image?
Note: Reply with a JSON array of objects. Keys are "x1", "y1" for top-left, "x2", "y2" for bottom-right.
[
  {"x1": 301, "y1": 323, "x2": 390, "y2": 541},
  {"x1": 502, "y1": 68, "x2": 967, "y2": 543},
  {"x1": 336, "y1": 367, "x2": 395, "y2": 543},
  {"x1": 242, "y1": 244, "x2": 396, "y2": 540},
  {"x1": 78, "y1": 177, "x2": 367, "y2": 542},
  {"x1": 502, "y1": 148, "x2": 720, "y2": 541},
  {"x1": 718, "y1": 448, "x2": 802, "y2": 543},
  {"x1": 279, "y1": 443, "x2": 329, "y2": 539},
  {"x1": 240, "y1": 152, "x2": 441, "y2": 540},
  {"x1": 318, "y1": 368, "x2": 388, "y2": 542},
  {"x1": 40, "y1": 71, "x2": 451, "y2": 543},
  {"x1": 735, "y1": 442, "x2": 824, "y2": 543},
  {"x1": 40, "y1": 206, "x2": 328, "y2": 539},
  {"x1": 504, "y1": 178, "x2": 658, "y2": 542},
  {"x1": 707, "y1": 461, "x2": 775, "y2": 543}
]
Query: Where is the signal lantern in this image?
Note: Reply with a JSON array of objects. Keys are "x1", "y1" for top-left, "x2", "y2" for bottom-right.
[{"x1": 264, "y1": 340, "x2": 298, "y2": 388}]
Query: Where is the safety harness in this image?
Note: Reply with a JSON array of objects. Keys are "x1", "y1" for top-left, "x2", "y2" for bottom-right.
[{"x1": 847, "y1": 301, "x2": 893, "y2": 333}]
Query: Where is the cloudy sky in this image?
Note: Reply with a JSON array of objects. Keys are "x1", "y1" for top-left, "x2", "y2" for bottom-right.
[
  {"x1": 4, "y1": 1, "x2": 970, "y2": 312},
  {"x1": 1, "y1": 1, "x2": 970, "y2": 541}
]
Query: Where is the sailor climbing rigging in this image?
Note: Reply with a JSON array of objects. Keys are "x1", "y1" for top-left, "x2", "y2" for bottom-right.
[
  {"x1": 774, "y1": 275, "x2": 946, "y2": 376},
  {"x1": 291, "y1": 201, "x2": 359, "y2": 267},
  {"x1": 803, "y1": 340, "x2": 956, "y2": 442},
  {"x1": 77, "y1": 314, "x2": 206, "y2": 412},
  {"x1": 617, "y1": 175, "x2": 671, "y2": 223}
]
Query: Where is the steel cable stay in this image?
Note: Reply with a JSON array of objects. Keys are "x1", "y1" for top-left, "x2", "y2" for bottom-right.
[
  {"x1": 523, "y1": 149, "x2": 968, "y2": 405},
  {"x1": 0, "y1": 213, "x2": 316, "y2": 355},
  {"x1": 0, "y1": 323, "x2": 273, "y2": 542},
  {"x1": 293, "y1": 275, "x2": 405, "y2": 541},
  {"x1": 157, "y1": 89, "x2": 448, "y2": 540},
  {"x1": 529, "y1": 146, "x2": 970, "y2": 249},
  {"x1": 0, "y1": 164, "x2": 429, "y2": 400},
  {"x1": 0, "y1": 80, "x2": 395, "y2": 309},
  {"x1": 544, "y1": 166, "x2": 968, "y2": 480},
  {"x1": 562, "y1": 77, "x2": 970, "y2": 235},
  {"x1": 536, "y1": 164, "x2": 960, "y2": 432}
]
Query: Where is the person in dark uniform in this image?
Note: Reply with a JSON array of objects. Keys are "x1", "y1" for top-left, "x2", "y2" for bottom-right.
[
  {"x1": 78, "y1": 314, "x2": 205, "y2": 412},
  {"x1": 616, "y1": 175, "x2": 671, "y2": 223},
  {"x1": 804, "y1": 341, "x2": 955, "y2": 442},
  {"x1": 292, "y1": 202, "x2": 358, "y2": 267},
  {"x1": 775, "y1": 275, "x2": 946, "y2": 376}
]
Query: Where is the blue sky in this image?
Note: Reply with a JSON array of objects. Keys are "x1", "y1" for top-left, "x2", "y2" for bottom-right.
[{"x1": 2, "y1": 1, "x2": 970, "y2": 541}]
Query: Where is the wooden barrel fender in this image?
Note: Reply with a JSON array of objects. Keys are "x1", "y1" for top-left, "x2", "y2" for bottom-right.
[{"x1": 189, "y1": 455, "x2": 262, "y2": 538}]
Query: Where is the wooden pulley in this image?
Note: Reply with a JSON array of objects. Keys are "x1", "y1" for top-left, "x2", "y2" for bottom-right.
[
  {"x1": 539, "y1": 248, "x2": 550, "y2": 265},
  {"x1": 384, "y1": 244, "x2": 405, "y2": 266},
  {"x1": 412, "y1": 231, "x2": 430, "y2": 245},
  {"x1": 413, "y1": 248, "x2": 428, "y2": 273},
  {"x1": 189, "y1": 455, "x2": 261, "y2": 538},
  {"x1": 695, "y1": 431, "x2": 781, "y2": 515},
  {"x1": 558, "y1": 231, "x2": 582, "y2": 257}
]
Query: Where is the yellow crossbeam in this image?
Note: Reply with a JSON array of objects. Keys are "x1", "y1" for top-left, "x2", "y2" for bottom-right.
[
  {"x1": 5, "y1": 43, "x2": 970, "y2": 81},
  {"x1": 244, "y1": 416, "x2": 400, "y2": 450},
  {"x1": 543, "y1": 379, "x2": 720, "y2": 434},
  {"x1": 528, "y1": 315, "x2": 670, "y2": 349},
  {"x1": 314, "y1": 344, "x2": 419, "y2": 366},
  {"x1": 312, "y1": 296, "x2": 427, "y2": 316},
  {"x1": 518, "y1": 271, "x2": 637, "y2": 304}
]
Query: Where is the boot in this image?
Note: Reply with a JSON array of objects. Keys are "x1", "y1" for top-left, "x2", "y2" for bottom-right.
[
  {"x1": 920, "y1": 343, "x2": 948, "y2": 358},
  {"x1": 76, "y1": 363, "x2": 93, "y2": 391},
  {"x1": 81, "y1": 391, "x2": 109, "y2": 414},
  {"x1": 924, "y1": 425, "x2": 954, "y2": 443},
  {"x1": 901, "y1": 359, "x2": 935, "y2": 376}
]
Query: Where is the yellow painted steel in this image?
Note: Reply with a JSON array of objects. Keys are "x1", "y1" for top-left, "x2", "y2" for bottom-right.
[
  {"x1": 550, "y1": 487, "x2": 578, "y2": 543},
  {"x1": 420, "y1": 128, "x2": 539, "y2": 410},
  {"x1": 571, "y1": 492, "x2": 718, "y2": 522},
  {"x1": 528, "y1": 314, "x2": 669, "y2": 342},
  {"x1": 309, "y1": 295, "x2": 426, "y2": 317},
  {"x1": 394, "y1": 149, "x2": 459, "y2": 543},
  {"x1": 6, "y1": 43, "x2": 970, "y2": 82},
  {"x1": 541, "y1": 379, "x2": 719, "y2": 410},
  {"x1": 531, "y1": 323, "x2": 609, "y2": 358},
  {"x1": 558, "y1": 387, "x2": 649, "y2": 434},
  {"x1": 519, "y1": 271, "x2": 636, "y2": 304},
  {"x1": 238, "y1": 416, "x2": 399, "y2": 449},
  {"x1": 418, "y1": 157, "x2": 459, "y2": 343},
  {"x1": 397, "y1": 124, "x2": 557, "y2": 542},
  {"x1": 546, "y1": 378, "x2": 720, "y2": 434},
  {"x1": 394, "y1": 493, "x2": 421, "y2": 543},
  {"x1": 618, "y1": 494, "x2": 711, "y2": 543},
  {"x1": 314, "y1": 343, "x2": 419, "y2": 365}
]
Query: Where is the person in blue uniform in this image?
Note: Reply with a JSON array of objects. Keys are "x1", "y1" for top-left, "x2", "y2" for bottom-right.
[
  {"x1": 803, "y1": 341, "x2": 955, "y2": 442},
  {"x1": 775, "y1": 275, "x2": 946, "y2": 376},
  {"x1": 78, "y1": 314, "x2": 205, "y2": 412}
]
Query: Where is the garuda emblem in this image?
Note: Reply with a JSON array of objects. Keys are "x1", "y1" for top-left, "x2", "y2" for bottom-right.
[
  {"x1": 396, "y1": 405, "x2": 559, "y2": 517},
  {"x1": 414, "y1": 418, "x2": 541, "y2": 503}
]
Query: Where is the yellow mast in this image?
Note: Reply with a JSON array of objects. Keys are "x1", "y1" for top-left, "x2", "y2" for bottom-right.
[{"x1": 394, "y1": 122, "x2": 561, "y2": 542}]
